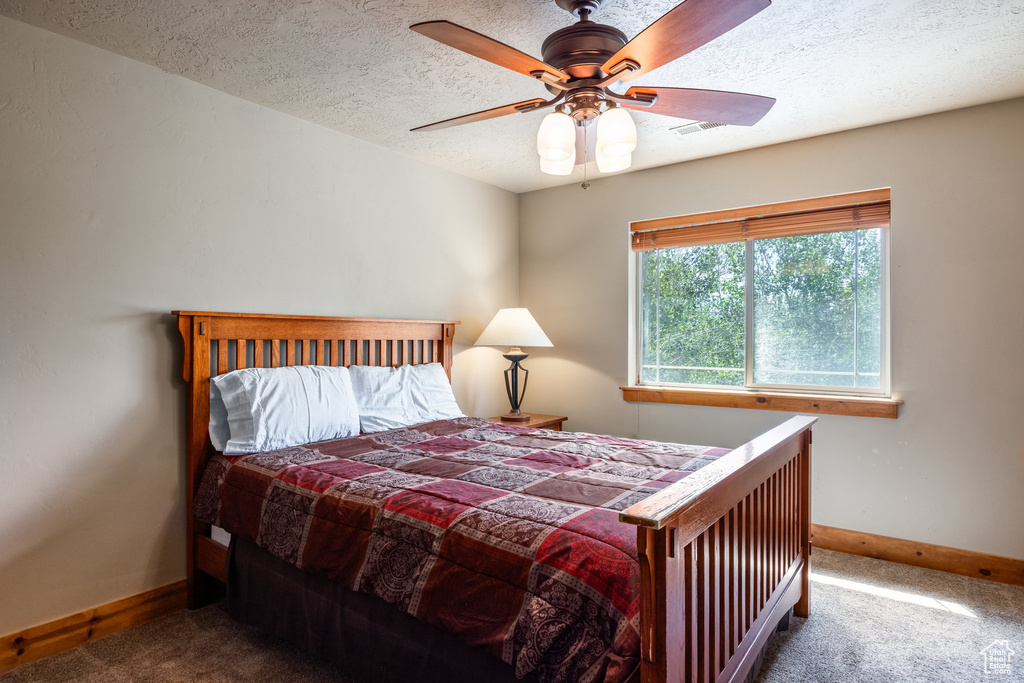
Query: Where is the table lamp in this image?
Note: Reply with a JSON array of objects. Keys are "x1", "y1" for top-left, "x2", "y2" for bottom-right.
[{"x1": 475, "y1": 308, "x2": 553, "y2": 422}]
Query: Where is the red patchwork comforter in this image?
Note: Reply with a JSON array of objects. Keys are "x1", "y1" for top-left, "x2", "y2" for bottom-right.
[{"x1": 195, "y1": 417, "x2": 729, "y2": 683}]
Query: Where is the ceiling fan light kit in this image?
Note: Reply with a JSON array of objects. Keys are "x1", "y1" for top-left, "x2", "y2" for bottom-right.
[
  {"x1": 537, "y1": 112, "x2": 577, "y2": 161},
  {"x1": 596, "y1": 106, "x2": 637, "y2": 157},
  {"x1": 596, "y1": 146, "x2": 631, "y2": 174},
  {"x1": 411, "y1": 0, "x2": 776, "y2": 178},
  {"x1": 540, "y1": 153, "x2": 576, "y2": 176}
]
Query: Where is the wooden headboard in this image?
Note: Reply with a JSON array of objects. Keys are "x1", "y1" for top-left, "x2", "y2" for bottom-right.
[{"x1": 174, "y1": 310, "x2": 458, "y2": 605}]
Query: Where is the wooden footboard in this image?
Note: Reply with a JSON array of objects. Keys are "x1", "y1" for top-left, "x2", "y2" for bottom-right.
[{"x1": 620, "y1": 416, "x2": 815, "y2": 683}]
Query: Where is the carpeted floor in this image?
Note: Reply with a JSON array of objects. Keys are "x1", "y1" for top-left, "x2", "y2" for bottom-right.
[
  {"x1": 759, "y1": 550, "x2": 1024, "y2": 682},
  {"x1": 3, "y1": 549, "x2": 1022, "y2": 682}
]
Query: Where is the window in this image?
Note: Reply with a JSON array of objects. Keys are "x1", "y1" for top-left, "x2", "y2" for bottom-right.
[{"x1": 631, "y1": 190, "x2": 895, "y2": 410}]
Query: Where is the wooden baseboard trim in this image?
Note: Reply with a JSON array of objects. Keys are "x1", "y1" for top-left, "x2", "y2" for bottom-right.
[
  {"x1": 811, "y1": 524, "x2": 1024, "y2": 587},
  {"x1": 1, "y1": 580, "x2": 187, "y2": 673}
]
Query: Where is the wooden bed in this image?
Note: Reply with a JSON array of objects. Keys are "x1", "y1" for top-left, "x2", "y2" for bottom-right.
[{"x1": 176, "y1": 310, "x2": 814, "y2": 683}]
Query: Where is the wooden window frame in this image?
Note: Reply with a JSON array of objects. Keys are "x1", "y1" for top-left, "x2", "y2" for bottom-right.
[{"x1": 625, "y1": 189, "x2": 901, "y2": 419}]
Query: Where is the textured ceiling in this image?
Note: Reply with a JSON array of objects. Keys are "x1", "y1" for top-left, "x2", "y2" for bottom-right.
[{"x1": 2, "y1": 0, "x2": 1023, "y2": 193}]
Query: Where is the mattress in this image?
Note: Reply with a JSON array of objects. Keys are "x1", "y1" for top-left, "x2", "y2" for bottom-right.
[{"x1": 195, "y1": 417, "x2": 730, "y2": 683}]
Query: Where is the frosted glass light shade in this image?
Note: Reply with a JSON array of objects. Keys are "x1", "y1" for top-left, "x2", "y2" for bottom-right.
[
  {"x1": 596, "y1": 146, "x2": 631, "y2": 173},
  {"x1": 596, "y1": 107, "x2": 637, "y2": 158},
  {"x1": 540, "y1": 146, "x2": 575, "y2": 175},
  {"x1": 475, "y1": 308, "x2": 553, "y2": 348},
  {"x1": 536, "y1": 112, "x2": 576, "y2": 162}
]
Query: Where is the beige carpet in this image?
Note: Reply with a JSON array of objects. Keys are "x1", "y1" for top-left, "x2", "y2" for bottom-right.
[
  {"x1": 758, "y1": 549, "x2": 1024, "y2": 682},
  {"x1": 3, "y1": 549, "x2": 1022, "y2": 682}
]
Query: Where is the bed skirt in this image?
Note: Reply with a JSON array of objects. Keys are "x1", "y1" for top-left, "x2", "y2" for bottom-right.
[
  {"x1": 228, "y1": 533, "x2": 790, "y2": 683},
  {"x1": 227, "y1": 536, "x2": 542, "y2": 683}
]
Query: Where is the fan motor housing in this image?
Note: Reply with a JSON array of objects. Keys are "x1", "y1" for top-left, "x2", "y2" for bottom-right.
[{"x1": 541, "y1": 22, "x2": 627, "y2": 86}]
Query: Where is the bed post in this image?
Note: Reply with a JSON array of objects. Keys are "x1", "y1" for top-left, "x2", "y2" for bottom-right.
[
  {"x1": 442, "y1": 323, "x2": 455, "y2": 380},
  {"x1": 178, "y1": 314, "x2": 221, "y2": 609}
]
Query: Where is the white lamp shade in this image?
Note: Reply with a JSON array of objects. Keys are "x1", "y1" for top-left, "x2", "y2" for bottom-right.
[
  {"x1": 536, "y1": 112, "x2": 576, "y2": 162},
  {"x1": 596, "y1": 107, "x2": 637, "y2": 158},
  {"x1": 596, "y1": 146, "x2": 631, "y2": 173},
  {"x1": 474, "y1": 308, "x2": 553, "y2": 348},
  {"x1": 540, "y1": 146, "x2": 575, "y2": 175}
]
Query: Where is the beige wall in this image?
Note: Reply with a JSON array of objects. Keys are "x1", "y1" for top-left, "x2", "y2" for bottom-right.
[
  {"x1": 520, "y1": 97, "x2": 1024, "y2": 561},
  {"x1": 0, "y1": 16, "x2": 518, "y2": 634}
]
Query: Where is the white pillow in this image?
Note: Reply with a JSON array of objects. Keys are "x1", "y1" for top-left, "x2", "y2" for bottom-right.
[
  {"x1": 349, "y1": 363, "x2": 463, "y2": 433},
  {"x1": 209, "y1": 381, "x2": 231, "y2": 451},
  {"x1": 400, "y1": 363, "x2": 464, "y2": 423},
  {"x1": 348, "y1": 366, "x2": 410, "y2": 433},
  {"x1": 211, "y1": 365, "x2": 360, "y2": 455}
]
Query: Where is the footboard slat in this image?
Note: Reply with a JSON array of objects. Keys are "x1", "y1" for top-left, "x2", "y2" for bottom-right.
[
  {"x1": 769, "y1": 477, "x2": 777, "y2": 591},
  {"x1": 684, "y1": 542, "x2": 696, "y2": 683},
  {"x1": 697, "y1": 533, "x2": 709, "y2": 682},
  {"x1": 621, "y1": 416, "x2": 815, "y2": 683},
  {"x1": 745, "y1": 497, "x2": 753, "y2": 634},
  {"x1": 717, "y1": 518, "x2": 727, "y2": 671},
  {"x1": 754, "y1": 485, "x2": 763, "y2": 616},
  {"x1": 733, "y1": 507, "x2": 741, "y2": 655}
]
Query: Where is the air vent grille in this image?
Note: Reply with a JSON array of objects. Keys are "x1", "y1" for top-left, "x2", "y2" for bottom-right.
[{"x1": 671, "y1": 121, "x2": 727, "y2": 136}]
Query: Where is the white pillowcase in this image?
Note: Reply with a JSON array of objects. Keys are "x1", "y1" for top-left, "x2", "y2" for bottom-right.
[
  {"x1": 211, "y1": 365, "x2": 360, "y2": 455},
  {"x1": 401, "y1": 363, "x2": 464, "y2": 423},
  {"x1": 349, "y1": 363, "x2": 464, "y2": 433},
  {"x1": 209, "y1": 381, "x2": 232, "y2": 451},
  {"x1": 348, "y1": 366, "x2": 411, "y2": 434}
]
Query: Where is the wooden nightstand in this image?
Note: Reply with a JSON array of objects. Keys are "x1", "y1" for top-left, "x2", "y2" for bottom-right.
[{"x1": 486, "y1": 413, "x2": 568, "y2": 431}]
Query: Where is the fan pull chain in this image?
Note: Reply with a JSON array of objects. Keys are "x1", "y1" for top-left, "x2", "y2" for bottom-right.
[{"x1": 581, "y1": 124, "x2": 591, "y2": 190}]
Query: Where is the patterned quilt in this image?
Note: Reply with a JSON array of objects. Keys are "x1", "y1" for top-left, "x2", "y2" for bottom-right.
[{"x1": 195, "y1": 417, "x2": 729, "y2": 683}]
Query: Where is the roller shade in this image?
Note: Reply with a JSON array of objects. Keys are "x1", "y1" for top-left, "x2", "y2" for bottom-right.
[{"x1": 631, "y1": 189, "x2": 891, "y2": 252}]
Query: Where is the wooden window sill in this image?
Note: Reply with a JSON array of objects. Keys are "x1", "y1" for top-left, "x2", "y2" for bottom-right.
[{"x1": 620, "y1": 385, "x2": 902, "y2": 419}]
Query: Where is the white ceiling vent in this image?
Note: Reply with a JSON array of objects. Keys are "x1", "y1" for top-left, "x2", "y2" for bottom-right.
[{"x1": 671, "y1": 121, "x2": 727, "y2": 136}]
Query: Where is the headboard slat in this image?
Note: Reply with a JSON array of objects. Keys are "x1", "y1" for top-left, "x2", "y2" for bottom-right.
[{"x1": 217, "y1": 341, "x2": 228, "y2": 376}]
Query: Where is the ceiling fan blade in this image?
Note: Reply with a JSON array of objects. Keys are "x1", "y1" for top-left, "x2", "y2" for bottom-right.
[
  {"x1": 602, "y1": 0, "x2": 771, "y2": 82},
  {"x1": 412, "y1": 21, "x2": 569, "y2": 83},
  {"x1": 411, "y1": 98, "x2": 549, "y2": 132},
  {"x1": 620, "y1": 86, "x2": 775, "y2": 126}
]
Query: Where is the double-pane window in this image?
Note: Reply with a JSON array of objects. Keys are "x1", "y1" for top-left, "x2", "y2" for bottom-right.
[{"x1": 634, "y1": 191, "x2": 890, "y2": 397}]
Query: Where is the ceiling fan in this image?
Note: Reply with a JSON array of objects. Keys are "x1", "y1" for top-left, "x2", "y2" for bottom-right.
[{"x1": 410, "y1": 0, "x2": 776, "y2": 176}]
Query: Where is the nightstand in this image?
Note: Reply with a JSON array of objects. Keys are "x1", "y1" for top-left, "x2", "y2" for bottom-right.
[{"x1": 486, "y1": 413, "x2": 568, "y2": 431}]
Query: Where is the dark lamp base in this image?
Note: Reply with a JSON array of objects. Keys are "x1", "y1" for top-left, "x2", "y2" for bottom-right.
[{"x1": 500, "y1": 412, "x2": 532, "y2": 423}]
